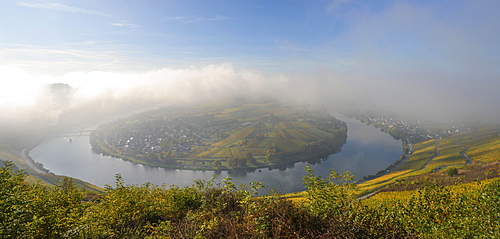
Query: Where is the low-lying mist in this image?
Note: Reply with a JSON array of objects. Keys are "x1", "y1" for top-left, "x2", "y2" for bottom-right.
[{"x1": 1, "y1": 61, "x2": 498, "y2": 144}]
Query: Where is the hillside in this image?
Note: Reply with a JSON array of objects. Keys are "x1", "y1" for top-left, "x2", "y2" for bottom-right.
[{"x1": 357, "y1": 125, "x2": 500, "y2": 195}]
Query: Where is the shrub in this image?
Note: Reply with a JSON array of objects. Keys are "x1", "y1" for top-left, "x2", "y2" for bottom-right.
[{"x1": 447, "y1": 167, "x2": 458, "y2": 177}]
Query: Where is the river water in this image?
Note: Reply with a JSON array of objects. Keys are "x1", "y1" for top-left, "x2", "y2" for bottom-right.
[{"x1": 30, "y1": 114, "x2": 402, "y2": 193}]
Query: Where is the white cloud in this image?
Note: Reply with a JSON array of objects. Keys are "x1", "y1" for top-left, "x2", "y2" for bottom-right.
[
  {"x1": 64, "y1": 41, "x2": 99, "y2": 46},
  {"x1": 0, "y1": 64, "x2": 290, "y2": 129},
  {"x1": 17, "y1": 0, "x2": 107, "y2": 16},
  {"x1": 165, "y1": 15, "x2": 229, "y2": 23},
  {"x1": 110, "y1": 21, "x2": 142, "y2": 29},
  {"x1": 3, "y1": 1, "x2": 499, "y2": 129},
  {"x1": 0, "y1": 58, "x2": 498, "y2": 133}
]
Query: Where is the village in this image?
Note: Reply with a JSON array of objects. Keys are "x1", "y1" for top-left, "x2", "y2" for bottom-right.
[
  {"x1": 93, "y1": 114, "x2": 238, "y2": 157},
  {"x1": 350, "y1": 113, "x2": 472, "y2": 143}
]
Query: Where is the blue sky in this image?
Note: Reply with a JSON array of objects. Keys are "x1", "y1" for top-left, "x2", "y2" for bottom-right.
[
  {"x1": 3, "y1": 0, "x2": 492, "y2": 73},
  {"x1": 0, "y1": 0, "x2": 499, "y2": 127}
]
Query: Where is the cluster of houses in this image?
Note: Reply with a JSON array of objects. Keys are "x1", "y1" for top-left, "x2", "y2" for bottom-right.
[
  {"x1": 96, "y1": 114, "x2": 237, "y2": 155},
  {"x1": 358, "y1": 115, "x2": 471, "y2": 143}
]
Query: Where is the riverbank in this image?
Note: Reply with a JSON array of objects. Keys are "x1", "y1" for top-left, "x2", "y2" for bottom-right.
[
  {"x1": 355, "y1": 135, "x2": 413, "y2": 184},
  {"x1": 19, "y1": 142, "x2": 52, "y2": 174}
]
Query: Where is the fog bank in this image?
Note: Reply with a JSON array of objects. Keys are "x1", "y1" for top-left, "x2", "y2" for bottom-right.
[{"x1": 0, "y1": 61, "x2": 498, "y2": 141}]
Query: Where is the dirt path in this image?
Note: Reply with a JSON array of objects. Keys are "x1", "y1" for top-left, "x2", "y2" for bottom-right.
[{"x1": 358, "y1": 189, "x2": 381, "y2": 200}]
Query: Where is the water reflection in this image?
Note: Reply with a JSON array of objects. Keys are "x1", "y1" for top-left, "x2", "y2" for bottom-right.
[{"x1": 30, "y1": 114, "x2": 402, "y2": 193}]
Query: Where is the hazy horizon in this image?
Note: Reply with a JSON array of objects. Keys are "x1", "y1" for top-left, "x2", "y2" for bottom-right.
[{"x1": 1, "y1": 0, "x2": 499, "y2": 138}]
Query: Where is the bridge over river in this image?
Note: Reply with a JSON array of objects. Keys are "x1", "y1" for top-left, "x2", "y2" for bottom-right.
[{"x1": 52, "y1": 130, "x2": 93, "y2": 137}]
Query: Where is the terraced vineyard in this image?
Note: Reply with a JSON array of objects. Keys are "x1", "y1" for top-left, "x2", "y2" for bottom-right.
[
  {"x1": 357, "y1": 125, "x2": 500, "y2": 194},
  {"x1": 90, "y1": 101, "x2": 347, "y2": 170}
]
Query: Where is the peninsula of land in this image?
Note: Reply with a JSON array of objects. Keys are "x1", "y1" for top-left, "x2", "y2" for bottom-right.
[{"x1": 90, "y1": 101, "x2": 347, "y2": 170}]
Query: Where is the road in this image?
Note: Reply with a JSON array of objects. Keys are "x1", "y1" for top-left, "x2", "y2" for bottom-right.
[
  {"x1": 456, "y1": 142, "x2": 473, "y2": 165},
  {"x1": 420, "y1": 139, "x2": 439, "y2": 170},
  {"x1": 19, "y1": 144, "x2": 48, "y2": 174}
]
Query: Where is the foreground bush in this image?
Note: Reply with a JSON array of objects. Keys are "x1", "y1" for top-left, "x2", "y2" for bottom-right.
[
  {"x1": 0, "y1": 161, "x2": 498, "y2": 238},
  {"x1": 0, "y1": 162, "x2": 85, "y2": 238}
]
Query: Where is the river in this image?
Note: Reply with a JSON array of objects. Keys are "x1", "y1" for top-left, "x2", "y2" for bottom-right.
[{"x1": 29, "y1": 113, "x2": 402, "y2": 193}]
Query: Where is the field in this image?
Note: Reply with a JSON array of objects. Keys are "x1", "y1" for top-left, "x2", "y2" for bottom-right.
[{"x1": 363, "y1": 176, "x2": 500, "y2": 208}]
